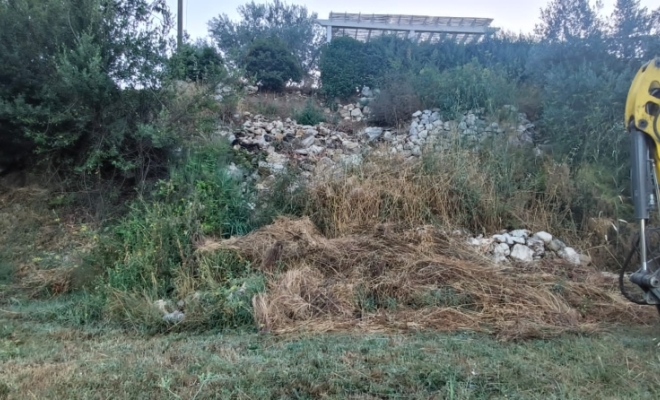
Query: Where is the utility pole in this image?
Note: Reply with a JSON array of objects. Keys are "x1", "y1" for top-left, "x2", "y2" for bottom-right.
[{"x1": 177, "y1": 0, "x2": 183, "y2": 49}]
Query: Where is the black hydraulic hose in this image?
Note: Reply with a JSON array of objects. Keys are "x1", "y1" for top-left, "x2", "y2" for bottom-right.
[{"x1": 619, "y1": 232, "x2": 649, "y2": 305}]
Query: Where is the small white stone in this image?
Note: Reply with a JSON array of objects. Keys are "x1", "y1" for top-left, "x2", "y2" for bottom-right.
[
  {"x1": 300, "y1": 135, "x2": 316, "y2": 148},
  {"x1": 163, "y1": 311, "x2": 185, "y2": 323},
  {"x1": 509, "y1": 229, "x2": 530, "y2": 238},
  {"x1": 559, "y1": 247, "x2": 581, "y2": 265},
  {"x1": 533, "y1": 231, "x2": 553, "y2": 244},
  {"x1": 493, "y1": 243, "x2": 511, "y2": 258},
  {"x1": 510, "y1": 244, "x2": 534, "y2": 262},
  {"x1": 526, "y1": 237, "x2": 545, "y2": 257},
  {"x1": 492, "y1": 234, "x2": 508, "y2": 243},
  {"x1": 548, "y1": 238, "x2": 566, "y2": 252}
]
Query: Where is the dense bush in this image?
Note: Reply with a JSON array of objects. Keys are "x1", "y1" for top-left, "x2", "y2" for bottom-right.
[
  {"x1": 103, "y1": 142, "x2": 256, "y2": 295},
  {"x1": 318, "y1": 37, "x2": 389, "y2": 100},
  {"x1": 244, "y1": 37, "x2": 303, "y2": 92},
  {"x1": 414, "y1": 62, "x2": 518, "y2": 118},
  {"x1": 368, "y1": 73, "x2": 422, "y2": 127},
  {"x1": 208, "y1": 0, "x2": 323, "y2": 75},
  {"x1": 0, "y1": 0, "x2": 179, "y2": 183},
  {"x1": 538, "y1": 63, "x2": 633, "y2": 165},
  {"x1": 293, "y1": 101, "x2": 326, "y2": 125},
  {"x1": 318, "y1": 33, "x2": 535, "y2": 103},
  {"x1": 167, "y1": 41, "x2": 225, "y2": 83}
]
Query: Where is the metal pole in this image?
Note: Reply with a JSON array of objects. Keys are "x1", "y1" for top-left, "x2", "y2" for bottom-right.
[
  {"x1": 177, "y1": 0, "x2": 183, "y2": 49},
  {"x1": 641, "y1": 218, "x2": 648, "y2": 272}
]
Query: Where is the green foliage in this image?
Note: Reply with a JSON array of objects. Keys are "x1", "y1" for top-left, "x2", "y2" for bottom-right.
[
  {"x1": 208, "y1": 0, "x2": 323, "y2": 74},
  {"x1": 608, "y1": 0, "x2": 660, "y2": 61},
  {"x1": 0, "y1": 0, "x2": 176, "y2": 181},
  {"x1": 181, "y1": 268, "x2": 266, "y2": 331},
  {"x1": 319, "y1": 37, "x2": 389, "y2": 100},
  {"x1": 414, "y1": 62, "x2": 518, "y2": 118},
  {"x1": 318, "y1": 33, "x2": 536, "y2": 103},
  {"x1": 104, "y1": 142, "x2": 256, "y2": 295},
  {"x1": 535, "y1": 0, "x2": 605, "y2": 43},
  {"x1": 368, "y1": 72, "x2": 422, "y2": 126},
  {"x1": 538, "y1": 62, "x2": 632, "y2": 167},
  {"x1": 167, "y1": 40, "x2": 225, "y2": 83},
  {"x1": 243, "y1": 37, "x2": 303, "y2": 92},
  {"x1": 251, "y1": 167, "x2": 309, "y2": 227},
  {"x1": 293, "y1": 101, "x2": 325, "y2": 125}
]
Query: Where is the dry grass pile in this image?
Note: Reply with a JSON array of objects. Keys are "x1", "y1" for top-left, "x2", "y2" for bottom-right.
[
  {"x1": 297, "y1": 151, "x2": 634, "y2": 271},
  {"x1": 303, "y1": 153, "x2": 574, "y2": 239},
  {"x1": 199, "y1": 216, "x2": 656, "y2": 340}
]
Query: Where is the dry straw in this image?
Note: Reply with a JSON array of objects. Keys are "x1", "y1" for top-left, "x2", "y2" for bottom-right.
[{"x1": 199, "y1": 216, "x2": 655, "y2": 341}]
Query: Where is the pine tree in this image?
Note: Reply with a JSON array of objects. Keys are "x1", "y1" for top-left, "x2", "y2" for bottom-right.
[
  {"x1": 534, "y1": 0, "x2": 605, "y2": 43},
  {"x1": 609, "y1": 0, "x2": 654, "y2": 59}
]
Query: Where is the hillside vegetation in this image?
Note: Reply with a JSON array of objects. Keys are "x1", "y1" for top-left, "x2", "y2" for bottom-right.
[
  {"x1": 0, "y1": 0, "x2": 660, "y2": 399},
  {"x1": 2, "y1": 0, "x2": 660, "y2": 397}
]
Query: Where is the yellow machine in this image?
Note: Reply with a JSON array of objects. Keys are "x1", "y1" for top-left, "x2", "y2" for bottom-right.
[{"x1": 621, "y1": 57, "x2": 660, "y2": 309}]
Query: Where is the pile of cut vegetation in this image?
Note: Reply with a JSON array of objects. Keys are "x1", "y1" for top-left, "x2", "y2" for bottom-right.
[{"x1": 198, "y1": 217, "x2": 656, "y2": 340}]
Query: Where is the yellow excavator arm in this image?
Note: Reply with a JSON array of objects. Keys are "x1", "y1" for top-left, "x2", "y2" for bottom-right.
[
  {"x1": 622, "y1": 57, "x2": 660, "y2": 309},
  {"x1": 625, "y1": 57, "x2": 660, "y2": 157}
]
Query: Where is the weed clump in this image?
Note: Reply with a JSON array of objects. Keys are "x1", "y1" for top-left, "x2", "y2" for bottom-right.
[
  {"x1": 65, "y1": 141, "x2": 277, "y2": 332},
  {"x1": 293, "y1": 101, "x2": 326, "y2": 126}
]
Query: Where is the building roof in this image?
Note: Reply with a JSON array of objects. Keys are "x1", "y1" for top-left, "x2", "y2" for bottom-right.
[{"x1": 317, "y1": 12, "x2": 498, "y2": 44}]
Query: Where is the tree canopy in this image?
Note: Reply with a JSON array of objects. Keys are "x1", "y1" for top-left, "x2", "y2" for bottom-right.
[
  {"x1": 244, "y1": 36, "x2": 303, "y2": 91},
  {"x1": 208, "y1": 0, "x2": 323, "y2": 76},
  {"x1": 0, "y1": 0, "x2": 175, "y2": 180}
]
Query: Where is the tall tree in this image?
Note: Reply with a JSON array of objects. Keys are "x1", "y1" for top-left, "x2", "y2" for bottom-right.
[
  {"x1": 534, "y1": 0, "x2": 605, "y2": 42},
  {"x1": 609, "y1": 0, "x2": 654, "y2": 59},
  {"x1": 207, "y1": 0, "x2": 323, "y2": 77},
  {"x1": 0, "y1": 0, "x2": 176, "y2": 179},
  {"x1": 526, "y1": 0, "x2": 614, "y2": 81},
  {"x1": 243, "y1": 36, "x2": 303, "y2": 91}
]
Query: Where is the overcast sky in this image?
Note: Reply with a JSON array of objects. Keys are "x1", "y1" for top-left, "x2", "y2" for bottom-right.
[{"x1": 166, "y1": 0, "x2": 658, "y2": 41}]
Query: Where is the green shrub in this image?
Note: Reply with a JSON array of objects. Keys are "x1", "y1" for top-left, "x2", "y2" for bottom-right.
[
  {"x1": 244, "y1": 37, "x2": 303, "y2": 92},
  {"x1": 538, "y1": 63, "x2": 632, "y2": 168},
  {"x1": 368, "y1": 72, "x2": 422, "y2": 126},
  {"x1": 167, "y1": 41, "x2": 225, "y2": 83},
  {"x1": 293, "y1": 101, "x2": 325, "y2": 125},
  {"x1": 414, "y1": 61, "x2": 518, "y2": 118},
  {"x1": 0, "y1": 0, "x2": 175, "y2": 181},
  {"x1": 105, "y1": 142, "x2": 256, "y2": 295},
  {"x1": 319, "y1": 37, "x2": 388, "y2": 100}
]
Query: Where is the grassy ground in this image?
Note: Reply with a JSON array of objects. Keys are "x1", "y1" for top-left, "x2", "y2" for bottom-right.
[
  {"x1": 1, "y1": 146, "x2": 658, "y2": 399},
  {"x1": 2, "y1": 313, "x2": 660, "y2": 399}
]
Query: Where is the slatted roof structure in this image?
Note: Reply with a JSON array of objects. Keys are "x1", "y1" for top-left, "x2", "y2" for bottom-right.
[{"x1": 317, "y1": 12, "x2": 498, "y2": 44}]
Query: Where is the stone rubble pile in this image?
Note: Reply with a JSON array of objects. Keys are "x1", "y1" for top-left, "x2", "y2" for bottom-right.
[
  {"x1": 337, "y1": 86, "x2": 378, "y2": 122},
  {"x1": 466, "y1": 229, "x2": 590, "y2": 265},
  {"x1": 220, "y1": 113, "x2": 368, "y2": 181},
  {"x1": 220, "y1": 105, "x2": 539, "y2": 182},
  {"x1": 405, "y1": 106, "x2": 536, "y2": 153}
]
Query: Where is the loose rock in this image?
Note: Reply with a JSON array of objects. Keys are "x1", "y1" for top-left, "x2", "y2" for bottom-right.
[
  {"x1": 533, "y1": 231, "x2": 553, "y2": 244},
  {"x1": 510, "y1": 244, "x2": 534, "y2": 262}
]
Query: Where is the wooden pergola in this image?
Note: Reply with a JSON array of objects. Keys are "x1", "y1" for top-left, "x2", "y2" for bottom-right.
[{"x1": 317, "y1": 12, "x2": 498, "y2": 44}]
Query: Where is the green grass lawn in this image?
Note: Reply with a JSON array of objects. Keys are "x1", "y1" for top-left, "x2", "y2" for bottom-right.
[{"x1": 2, "y1": 315, "x2": 660, "y2": 400}]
